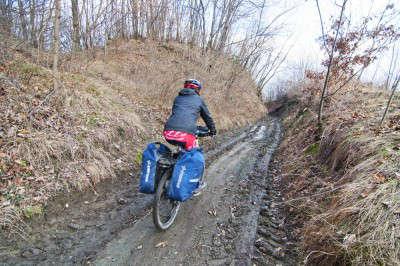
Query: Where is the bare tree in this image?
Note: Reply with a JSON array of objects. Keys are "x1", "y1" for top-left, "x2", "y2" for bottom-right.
[
  {"x1": 36, "y1": 0, "x2": 54, "y2": 56},
  {"x1": 130, "y1": 0, "x2": 139, "y2": 38},
  {"x1": 52, "y1": 0, "x2": 61, "y2": 90},
  {"x1": 309, "y1": 1, "x2": 400, "y2": 108},
  {"x1": 384, "y1": 43, "x2": 399, "y2": 91},
  {"x1": 71, "y1": 0, "x2": 80, "y2": 51},
  {"x1": 316, "y1": 0, "x2": 348, "y2": 126},
  {"x1": 380, "y1": 42, "x2": 400, "y2": 126},
  {"x1": 18, "y1": 0, "x2": 29, "y2": 41},
  {"x1": 30, "y1": 0, "x2": 37, "y2": 47},
  {"x1": 1, "y1": 0, "x2": 289, "y2": 100},
  {"x1": 0, "y1": 0, "x2": 13, "y2": 34},
  {"x1": 380, "y1": 73, "x2": 400, "y2": 126}
]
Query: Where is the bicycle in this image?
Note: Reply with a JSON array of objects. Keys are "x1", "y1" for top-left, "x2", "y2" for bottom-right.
[{"x1": 152, "y1": 126, "x2": 211, "y2": 231}]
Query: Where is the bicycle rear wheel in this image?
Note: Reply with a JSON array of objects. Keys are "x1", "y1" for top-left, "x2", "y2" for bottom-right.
[{"x1": 153, "y1": 169, "x2": 181, "y2": 230}]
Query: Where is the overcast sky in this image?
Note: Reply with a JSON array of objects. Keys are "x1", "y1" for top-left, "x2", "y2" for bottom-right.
[{"x1": 263, "y1": 0, "x2": 400, "y2": 93}]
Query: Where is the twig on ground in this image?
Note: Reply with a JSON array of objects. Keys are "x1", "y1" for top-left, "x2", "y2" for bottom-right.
[{"x1": 304, "y1": 250, "x2": 336, "y2": 264}]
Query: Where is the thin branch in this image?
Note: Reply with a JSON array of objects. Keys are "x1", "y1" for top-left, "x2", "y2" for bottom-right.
[
  {"x1": 325, "y1": 67, "x2": 364, "y2": 97},
  {"x1": 379, "y1": 73, "x2": 400, "y2": 126},
  {"x1": 315, "y1": 0, "x2": 328, "y2": 53},
  {"x1": 317, "y1": 0, "x2": 348, "y2": 126}
]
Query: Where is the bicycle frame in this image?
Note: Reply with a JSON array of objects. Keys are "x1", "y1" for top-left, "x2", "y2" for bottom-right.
[{"x1": 152, "y1": 126, "x2": 210, "y2": 230}]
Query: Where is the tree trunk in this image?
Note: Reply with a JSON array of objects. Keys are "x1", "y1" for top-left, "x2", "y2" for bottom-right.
[
  {"x1": 52, "y1": 0, "x2": 61, "y2": 90},
  {"x1": 199, "y1": 0, "x2": 206, "y2": 50},
  {"x1": 130, "y1": 0, "x2": 139, "y2": 38},
  {"x1": 317, "y1": 0, "x2": 347, "y2": 126},
  {"x1": 84, "y1": 0, "x2": 91, "y2": 49},
  {"x1": 0, "y1": 0, "x2": 13, "y2": 34},
  {"x1": 217, "y1": 0, "x2": 237, "y2": 52},
  {"x1": 207, "y1": 0, "x2": 218, "y2": 50},
  {"x1": 121, "y1": 0, "x2": 126, "y2": 38},
  {"x1": 30, "y1": 0, "x2": 37, "y2": 47},
  {"x1": 71, "y1": 0, "x2": 81, "y2": 51},
  {"x1": 18, "y1": 0, "x2": 29, "y2": 41},
  {"x1": 174, "y1": 1, "x2": 181, "y2": 42},
  {"x1": 148, "y1": 0, "x2": 155, "y2": 39},
  {"x1": 380, "y1": 74, "x2": 400, "y2": 126}
]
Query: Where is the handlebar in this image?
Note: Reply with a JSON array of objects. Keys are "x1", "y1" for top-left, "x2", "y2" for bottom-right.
[{"x1": 195, "y1": 126, "x2": 211, "y2": 137}]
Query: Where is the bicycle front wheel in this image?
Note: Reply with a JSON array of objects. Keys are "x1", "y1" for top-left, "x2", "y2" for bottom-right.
[{"x1": 153, "y1": 169, "x2": 181, "y2": 230}]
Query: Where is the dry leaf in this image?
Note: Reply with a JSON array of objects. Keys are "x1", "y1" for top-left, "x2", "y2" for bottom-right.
[
  {"x1": 14, "y1": 177, "x2": 23, "y2": 185},
  {"x1": 373, "y1": 173, "x2": 386, "y2": 184}
]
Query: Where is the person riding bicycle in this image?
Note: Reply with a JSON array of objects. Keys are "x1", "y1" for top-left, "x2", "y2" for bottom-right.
[
  {"x1": 163, "y1": 79, "x2": 216, "y2": 149},
  {"x1": 163, "y1": 79, "x2": 216, "y2": 194}
]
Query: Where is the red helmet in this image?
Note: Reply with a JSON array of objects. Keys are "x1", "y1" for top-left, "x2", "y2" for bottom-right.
[{"x1": 184, "y1": 79, "x2": 202, "y2": 90}]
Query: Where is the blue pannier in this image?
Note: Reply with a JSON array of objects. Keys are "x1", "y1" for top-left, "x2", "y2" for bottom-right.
[
  {"x1": 139, "y1": 142, "x2": 170, "y2": 194},
  {"x1": 167, "y1": 148, "x2": 205, "y2": 202}
]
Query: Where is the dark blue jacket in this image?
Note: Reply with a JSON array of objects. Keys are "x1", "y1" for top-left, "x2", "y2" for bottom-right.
[{"x1": 164, "y1": 88, "x2": 216, "y2": 135}]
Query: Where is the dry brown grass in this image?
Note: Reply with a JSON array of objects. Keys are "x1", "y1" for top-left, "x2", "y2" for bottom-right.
[
  {"x1": 278, "y1": 82, "x2": 400, "y2": 265},
  {"x1": 78, "y1": 39, "x2": 264, "y2": 129},
  {"x1": 0, "y1": 39, "x2": 265, "y2": 234}
]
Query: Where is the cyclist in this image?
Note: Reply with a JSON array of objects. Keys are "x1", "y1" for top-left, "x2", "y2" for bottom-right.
[{"x1": 163, "y1": 79, "x2": 217, "y2": 194}]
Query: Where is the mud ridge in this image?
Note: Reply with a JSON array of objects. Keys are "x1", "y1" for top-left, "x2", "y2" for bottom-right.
[{"x1": 252, "y1": 122, "x2": 298, "y2": 266}]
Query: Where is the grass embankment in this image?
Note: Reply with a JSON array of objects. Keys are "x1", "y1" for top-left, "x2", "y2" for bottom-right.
[
  {"x1": 0, "y1": 38, "x2": 265, "y2": 235},
  {"x1": 277, "y1": 83, "x2": 399, "y2": 264}
]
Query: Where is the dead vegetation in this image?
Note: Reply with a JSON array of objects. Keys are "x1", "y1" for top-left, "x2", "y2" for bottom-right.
[
  {"x1": 278, "y1": 82, "x2": 400, "y2": 265},
  {"x1": 0, "y1": 38, "x2": 265, "y2": 237}
]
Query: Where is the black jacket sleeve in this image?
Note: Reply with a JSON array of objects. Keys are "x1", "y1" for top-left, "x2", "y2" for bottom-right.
[{"x1": 200, "y1": 99, "x2": 216, "y2": 134}]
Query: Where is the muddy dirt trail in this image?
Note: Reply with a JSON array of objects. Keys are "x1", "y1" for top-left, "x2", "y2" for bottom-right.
[{"x1": 1, "y1": 117, "x2": 296, "y2": 266}]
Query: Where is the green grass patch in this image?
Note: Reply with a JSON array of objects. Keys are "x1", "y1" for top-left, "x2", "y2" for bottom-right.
[
  {"x1": 135, "y1": 152, "x2": 142, "y2": 166},
  {"x1": 117, "y1": 126, "x2": 125, "y2": 137},
  {"x1": 9, "y1": 61, "x2": 44, "y2": 83},
  {"x1": 380, "y1": 147, "x2": 391, "y2": 158},
  {"x1": 86, "y1": 113, "x2": 107, "y2": 127},
  {"x1": 23, "y1": 205, "x2": 43, "y2": 219},
  {"x1": 86, "y1": 86, "x2": 101, "y2": 96},
  {"x1": 305, "y1": 142, "x2": 320, "y2": 156},
  {"x1": 5, "y1": 184, "x2": 24, "y2": 204},
  {"x1": 15, "y1": 159, "x2": 28, "y2": 167}
]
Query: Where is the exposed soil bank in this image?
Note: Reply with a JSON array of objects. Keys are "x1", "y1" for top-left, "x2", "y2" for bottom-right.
[{"x1": 275, "y1": 85, "x2": 400, "y2": 265}]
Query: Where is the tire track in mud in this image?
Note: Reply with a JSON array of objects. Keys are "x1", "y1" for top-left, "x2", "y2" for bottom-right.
[
  {"x1": 0, "y1": 117, "x2": 295, "y2": 266},
  {"x1": 0, "y1": 123, "x2": 263, "y2": 265},
  {"x1": 94, "y1": 139, "x2": 257, "y2": 265},
  {"x1": 233, "y1": 119, "x2": 282, "y2": 265},
  {"x1": 250, "y1": 120, "x2": 297, "y2": 266},
  {"x1": 93, "y1": 117, "x2": 289, "y2": 266}
]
